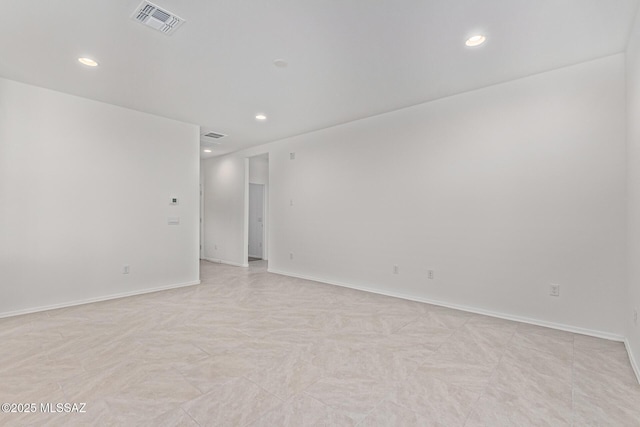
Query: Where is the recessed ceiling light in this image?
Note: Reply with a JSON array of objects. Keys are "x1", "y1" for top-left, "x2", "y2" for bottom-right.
[
  {"x1": 273, "y1": 59, "x2": 288, "y2": 68},
  {"x1": 203, "y1": 149, "x2": 212, "y2": 153},
  {"x1": 465, "y1": 35, "x2": 486, "y2": 47},
  {"x1": 255, "y1": 114, "x2": 267, "y2": 121},
  {"x1": 78, "y1": 57, "x2": 99, "y2": 67}
]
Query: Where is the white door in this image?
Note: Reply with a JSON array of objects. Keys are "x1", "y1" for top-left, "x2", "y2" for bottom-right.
[{"x1": 248, "y1": 183, "x2": 264, "y2": 259}]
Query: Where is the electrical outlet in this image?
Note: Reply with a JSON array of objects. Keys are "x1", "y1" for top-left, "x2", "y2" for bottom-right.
[
  {"x1": 289, "y1": 252, "x2": 294, "y2": 260},
  {"x1": 634, "y1": 309, "x2": 638, "y2": 326},
  {"x1": 427, "y1": 270, "x2": 434, "y2": 280},
  {"x1": 549, "y1": 284, "x2": 560, "y2": 297},
  {"x1": 123, "y1": 265, "x2": 130, "y2": 274},
  {"x1": 214, "y1": 245, "x2": 218, "y2": 250},
  {"x1": 290, "y1": 152, "x2": 296, "y2": 160},
  {"x1": 393, "y1": 265, "x2": 399, "y2": 274},
  {"x1": 290, "y1": 199, "x2": 294, "y2": 206}
]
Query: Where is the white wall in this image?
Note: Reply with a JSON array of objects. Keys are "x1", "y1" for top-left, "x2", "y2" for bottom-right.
[
  {"x1": 249, "y1": 155, "x2": 269, "y2": 185},
  {"x1": 0, "y1": 77, "x2": 200, "y2": 316},
  {"x1": 626, "y1": 10, "x2": 640, "y2": 376},
  {"x1": 202, "y1": 54, "x2": 627, "y2": 337}
]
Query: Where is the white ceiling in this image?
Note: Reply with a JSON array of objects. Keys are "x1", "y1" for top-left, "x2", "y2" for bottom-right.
[{"x1": 1, "y1": 1, "x2": 638, "y2": 158}]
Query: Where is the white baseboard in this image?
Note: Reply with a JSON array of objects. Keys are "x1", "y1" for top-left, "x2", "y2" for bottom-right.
[
  {"x1": 203, "y1": 257, "x2": 249, "y2": 268},
  {"x1": 625, "y1": 338, "x2": 640, "y2": 385},
  {"x1": 0, "y1": 280, "x2": 201, "y2": 319},
  {"x1": 267, "y1": 268, "x2": 625, "y2": 342}
]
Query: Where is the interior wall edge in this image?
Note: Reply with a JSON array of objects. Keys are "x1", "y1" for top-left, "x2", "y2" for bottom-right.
[
  {"x1": 625, "y1": 339, "x2": 640, "y2": 385},
  {"x1": 268, "y1": 267, "x2": 626, "y2": 343},
  {"x1": 0, "y1": 280, "x2": 201, "y2": 320},
  {"x1": 202, "y1": 258, "x2": 249, "y2": 268}
]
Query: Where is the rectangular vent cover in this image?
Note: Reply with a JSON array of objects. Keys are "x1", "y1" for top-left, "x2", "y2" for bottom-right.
[
  {"x1": 203, "y1": 132, "x2": 227, "y2": 139},
  {"x1": 132, "y1": 1, "x2": 185, "y2": 35}
]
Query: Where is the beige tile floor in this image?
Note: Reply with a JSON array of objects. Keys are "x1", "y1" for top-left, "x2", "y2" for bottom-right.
[{"x1": 1, "y1": 260, "x2": 640, "y2": 426}]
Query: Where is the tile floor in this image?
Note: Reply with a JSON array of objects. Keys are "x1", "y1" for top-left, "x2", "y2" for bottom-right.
[{"x1": 1, "y1": 260, "x2": 640, "y2": 426}]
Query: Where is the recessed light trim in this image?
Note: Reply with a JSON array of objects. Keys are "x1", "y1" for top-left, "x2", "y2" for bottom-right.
[
  {"x1": 78, "y1": 57, "x2": 99, "y2": 67},
  {"x1": 255, "y1": 114, "x2": 267, "y2": 121},
  {"x1": 465, "y1": 35, "x2": 486, "y2": 47}
]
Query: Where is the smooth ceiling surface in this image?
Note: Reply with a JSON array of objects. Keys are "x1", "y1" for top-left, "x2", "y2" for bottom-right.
[{"x1": 1, "y1": 0, "x2": 638, "y2": 157}]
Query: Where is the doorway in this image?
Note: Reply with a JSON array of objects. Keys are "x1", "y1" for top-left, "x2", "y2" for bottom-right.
[
  {"x1": 246, "y1": 153, "x2": 269, "y2": 264},
  {"x1": 248, "y1": 183, "x2": 264, "y2": 260},
  {"x1": 199, "y1": 183, "x2": 204, "y2": 259}
]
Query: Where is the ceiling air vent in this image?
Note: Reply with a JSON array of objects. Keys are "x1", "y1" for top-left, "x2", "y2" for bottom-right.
[
  {"x1": 132, "y1": 1, "x2": 185, "y2": 35},
  {"x1": 203, "y1": 132, "x2": 227, "y2": 140}
]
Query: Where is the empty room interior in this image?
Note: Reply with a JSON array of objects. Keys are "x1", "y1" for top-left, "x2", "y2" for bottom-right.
[{"x1": 3, "y1": 0, "x2": 640, "y2": 425}]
